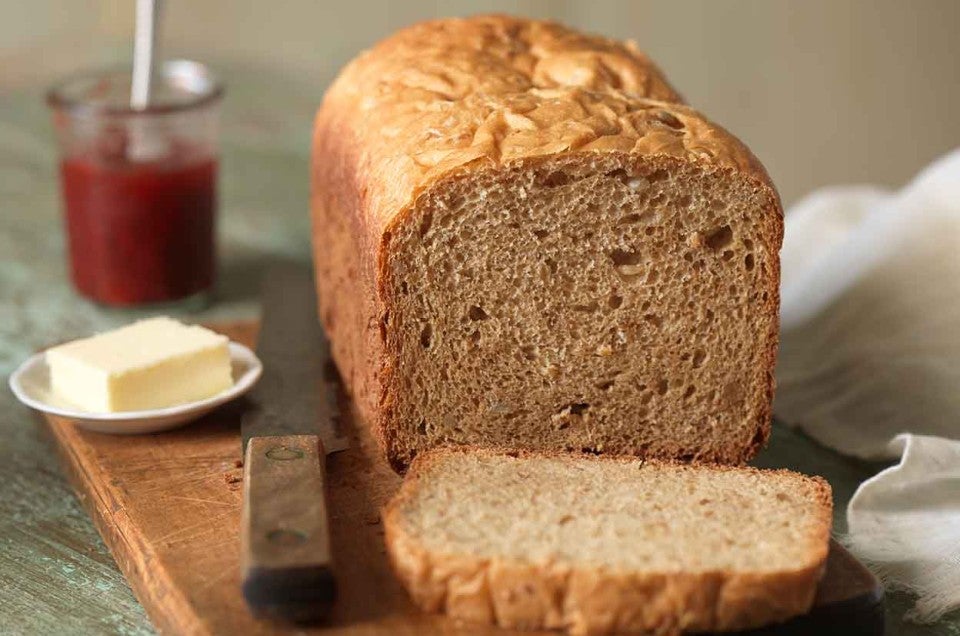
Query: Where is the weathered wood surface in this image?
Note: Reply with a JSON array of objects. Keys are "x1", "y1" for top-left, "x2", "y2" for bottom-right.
[
  {"x1": 241, "y1": 434, "x2": 336, "y2": 621},
  {"x1": 37, "y1": 323, "x2": 884, "y2": 636},
  {"x1": 40, "y1": 323, "x2": 466, "y2": 634}
]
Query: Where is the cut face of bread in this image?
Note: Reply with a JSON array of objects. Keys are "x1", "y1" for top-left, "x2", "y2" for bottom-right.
[
  {"x1": 384, "y1": 449, "x2": 833, "y2": 634},
  {"x1": 384, "y1": 151, "x2": 780, "y2": 469}
]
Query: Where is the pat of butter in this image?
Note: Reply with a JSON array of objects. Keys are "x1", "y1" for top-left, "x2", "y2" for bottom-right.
[{"x1": 46, "y1": 317, "x2": 233, "y2": 413}]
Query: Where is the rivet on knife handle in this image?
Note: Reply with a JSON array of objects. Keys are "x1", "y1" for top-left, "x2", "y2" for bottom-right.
[{"x1": 241, "y1": 434, "x2": 335, "y2": 621}]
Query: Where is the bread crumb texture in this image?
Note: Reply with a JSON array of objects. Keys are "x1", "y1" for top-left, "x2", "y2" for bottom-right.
[{"x1": 385, "y1": 449, "x2": 832, "y2": 635}]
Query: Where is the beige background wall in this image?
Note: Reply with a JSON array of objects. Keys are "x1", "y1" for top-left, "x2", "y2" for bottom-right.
[{"x1": 3, "y1": 0, "x2": 959, "y2": 205}]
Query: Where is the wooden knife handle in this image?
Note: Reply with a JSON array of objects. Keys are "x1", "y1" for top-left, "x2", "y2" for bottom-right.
[{"x1": 241, "y1": 435, "x2": 335, "y2": 622}]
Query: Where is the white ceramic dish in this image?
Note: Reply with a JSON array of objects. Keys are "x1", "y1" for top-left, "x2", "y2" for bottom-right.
[{"x1": 8, "y1": 342, "x2": 262, "y2": 434}]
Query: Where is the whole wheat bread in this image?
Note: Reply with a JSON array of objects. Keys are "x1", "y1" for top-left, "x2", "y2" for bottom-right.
[
  {"x1": 311, "y1": 15, "x2": 783, "y2": 471},
  {"x1": 384, "y1": 448, "x2": 832, "y2": 635}
]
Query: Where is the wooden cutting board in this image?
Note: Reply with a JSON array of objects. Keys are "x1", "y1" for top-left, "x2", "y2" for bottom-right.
[{"x1": 43, "y1": 322, "x2": 883, "y2": 635}]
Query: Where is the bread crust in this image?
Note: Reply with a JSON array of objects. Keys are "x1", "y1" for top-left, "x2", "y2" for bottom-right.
[
  {"x1": 311, "y1": 14, "x2": 783, "y2": 472},
  {"x1": 383, "y1": 447, "x2": 833, "y2": 635}
]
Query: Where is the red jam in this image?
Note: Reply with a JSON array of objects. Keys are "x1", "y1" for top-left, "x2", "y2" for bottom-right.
[{"x1": 60, "y1": 139, "x2": 216, "y2": 306}]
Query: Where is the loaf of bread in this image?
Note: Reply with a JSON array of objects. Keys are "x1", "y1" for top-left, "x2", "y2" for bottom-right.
[
  {"x1": 311, "y1": 15, "x2": 783, "y2": 472},
  {"x1": 384, "y1": 448, "x2": 832, "y2": 635}
]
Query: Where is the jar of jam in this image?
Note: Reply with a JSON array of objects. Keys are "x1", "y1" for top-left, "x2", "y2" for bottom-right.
[{"x1": 47, "y1": 61, "x2": 223, "y2": 307}]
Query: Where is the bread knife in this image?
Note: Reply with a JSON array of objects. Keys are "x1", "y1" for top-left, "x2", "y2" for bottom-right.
[{"x1": 240, "y1": 263, "x2": 349, "y2": 622}]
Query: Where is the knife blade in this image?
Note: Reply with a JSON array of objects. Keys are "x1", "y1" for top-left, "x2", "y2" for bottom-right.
[{"x1": 240, "y1": 262, "x2": 348, "y2": 622}]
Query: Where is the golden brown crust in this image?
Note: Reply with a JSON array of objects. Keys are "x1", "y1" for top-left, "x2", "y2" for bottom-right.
[
  {"x1": 311, "y1": 15, "x2": 783, "y2": 472},
  {"x1": 383, "y1": 447, "x2": 832, "y2": 635},
  {"x1": 322, "y1": 14, "x2": 773, "y2": 236}
]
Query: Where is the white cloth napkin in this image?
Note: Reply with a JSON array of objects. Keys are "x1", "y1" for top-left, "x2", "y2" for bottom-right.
[
  {"x1": 775, "y1": 149, "x2": 960, "y2": 621},
  {"x1": 847, "y1": 434, "x2": 960, "y2": 622}
]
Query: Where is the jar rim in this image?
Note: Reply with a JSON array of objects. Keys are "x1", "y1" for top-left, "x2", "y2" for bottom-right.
[{"x1": 47, "y1": 60, "x2": 223, "y2": 116}]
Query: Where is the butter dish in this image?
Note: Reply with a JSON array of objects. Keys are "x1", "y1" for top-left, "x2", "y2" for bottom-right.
[{"x1": 9, "y1": 341, "x2": 262, "y2": 434}]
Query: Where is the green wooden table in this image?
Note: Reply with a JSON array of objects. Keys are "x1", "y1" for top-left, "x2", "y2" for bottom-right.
[{"x1": 0, "y1": 66, "x2": 955, "y2": 636}]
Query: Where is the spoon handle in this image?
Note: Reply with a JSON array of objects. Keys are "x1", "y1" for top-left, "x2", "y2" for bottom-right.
[{"x1": 131, "y1": 0, "x2": 163, "y2": 109}]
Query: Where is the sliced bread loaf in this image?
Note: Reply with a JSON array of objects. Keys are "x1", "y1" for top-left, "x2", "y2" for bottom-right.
[
  {"x1": 384, "y1": 448, "x2": 832, "y2": 635},
  {"x1": 312, "y1": 15, "x2": 783, "y2": 472}
]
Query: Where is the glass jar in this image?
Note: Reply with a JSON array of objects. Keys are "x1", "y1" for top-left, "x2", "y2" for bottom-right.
[{"x1": 47, "y1": 60, "x2": 223, "y2": 307}]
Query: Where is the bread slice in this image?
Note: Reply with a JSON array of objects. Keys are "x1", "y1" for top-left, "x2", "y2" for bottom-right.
[
  {"x1": 312, "y1": 15, "x2": 783, "y2": 471},
  {"x1": 384, "y1": 448, "x2": 832, "y2": 635}
]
